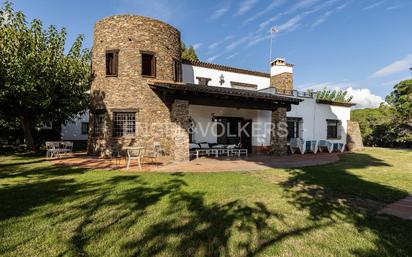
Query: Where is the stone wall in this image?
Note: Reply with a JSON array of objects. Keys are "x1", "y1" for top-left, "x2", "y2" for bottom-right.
[
  {"x1": 270, "y1": 72, "x2": 293, "y2": 92},
  {"x1": 171, "y1": 100, "x2": 190, "y2": 161},
  {"x1": 88, "y1": 15, "x2": 183, "y2": 159},
  {"x1": 347, "y1": 121, "x2": 363, "y2": 151},
  {"x1": 269, "y1": 107, "x2": 288, "y2": 155}
]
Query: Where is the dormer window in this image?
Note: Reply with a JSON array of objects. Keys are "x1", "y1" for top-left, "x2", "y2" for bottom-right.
[
  {"x1": 141, "y1": 52, "x2": 156, "y2": 77},
  {"x1": 106, "y1": 50, "x2": 119, "y2": 76},
  {"x1": 196, "y1": 77, "x2": 211, "y2": 86}
]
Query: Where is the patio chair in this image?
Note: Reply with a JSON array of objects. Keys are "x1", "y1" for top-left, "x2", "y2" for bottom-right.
[
  {"x1": 289, "y1": 138, "x2": 304, "y2": 154},
  {"x1": 332, "y1": 143, "x2": 346, "y2": 153},
  {"x1": 290, "y1": 139, "x2": 318, "y2": 154},
  {"x1": 45, "y1": 141, "x2": 60, "y2": 158},
  {"x1": 318, "y1": 140, "x2": 333, "y2": 153},
  {"x1": 228, "y1": 143, "x2": 248, "y2": 157},
  {"x1": 111, "y1": 147, "x2": 125, "y2": 169},
  {"x1": 60, "y1": 141, "x2": 74, "y2": 157},
  {"x1": 126, "y1": 147, "x2": 145, "y2": 170},
  {"x1": 144, "y1": 142, "x2": 164, "y2": 164}
]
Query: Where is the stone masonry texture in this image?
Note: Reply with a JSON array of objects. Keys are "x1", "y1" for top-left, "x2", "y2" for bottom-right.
[
  {"x1": 270, "y1": 72, "x2": 293, "y2": 92},
  {"x1": 88, "y1": 15, "x2": 185, "y2": 159},
  {"x1": 270, "y1": 107, "x2": 288, "y2": 155},
  {"x1": 347, "y1": 121, "x2": 364, "y2": 151}
]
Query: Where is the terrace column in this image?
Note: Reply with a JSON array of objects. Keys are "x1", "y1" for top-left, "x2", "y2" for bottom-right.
[
  {"x1": 270, "y1": 107, "x2": 288, "y2": 155},
  {"x1": 171, "y1": 100, "x2": 190, "y2": 161}
]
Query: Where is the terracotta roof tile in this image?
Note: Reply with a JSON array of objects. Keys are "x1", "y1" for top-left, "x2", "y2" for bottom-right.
[{"x1": 182, "y1": 60, "x2": 271, "y2": 78}]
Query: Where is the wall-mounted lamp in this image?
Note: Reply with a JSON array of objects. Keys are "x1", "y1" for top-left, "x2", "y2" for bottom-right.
[{"x1": 219, "y1": 74, "x2": 225, "y2": 85}]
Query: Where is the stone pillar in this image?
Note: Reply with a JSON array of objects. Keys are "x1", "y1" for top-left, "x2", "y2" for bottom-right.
[
  {"x1": 171, "y1": 100, "x2": 190, "y2": 161},
  {"x1": 347, "y1": 121, "x2": 363, "y2": 151},
  {"x1": 270, "y1": 107, "x2": 288, "y2": 155}
]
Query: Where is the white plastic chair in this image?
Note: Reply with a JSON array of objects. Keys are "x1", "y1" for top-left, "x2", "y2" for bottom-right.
[
  {"x1": 318, "y1": 140, "x2": 333, "y2": 153},
  {"x1": 290, "y1": 139, "x2": 318, "y2": 154},
  {"x1": 126, "y1": 147, "x2": 145, "y2": 170}
]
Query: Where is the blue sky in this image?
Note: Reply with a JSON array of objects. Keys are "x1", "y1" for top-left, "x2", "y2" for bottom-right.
[{"x1": 10, "y1": 0, "x2": 412, "y2": 108}]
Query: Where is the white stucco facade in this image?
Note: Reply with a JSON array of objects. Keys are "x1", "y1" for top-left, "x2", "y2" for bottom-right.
[
  {"x1": 61, "y1": 112, "x2": 89, "y2": 141},
  {"x1": 182, "y1": 64, "x2": 270, "y2": 90},
  {"x1": 288, "y1": 97, "x2": 350, "y2": 144}
]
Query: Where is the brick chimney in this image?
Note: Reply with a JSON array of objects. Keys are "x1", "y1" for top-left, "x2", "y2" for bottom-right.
[{"x1": 270, "y1": 58, "x2": 294, "y2": 92}]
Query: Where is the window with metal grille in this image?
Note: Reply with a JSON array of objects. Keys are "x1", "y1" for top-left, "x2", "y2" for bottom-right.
[
  {"x1": 287, "y1": 118, "x2": 302, "y2": 140},
  {"x1": 113, "y1": 112, "x2": 136, "y2": 137},
  {"x1": 327, "y1": 120, "x2": 341, "y2": 139},
  {"x1": 106, "y1": 50, "x2": 119, "y2": 76},
  {"x1": 93, "y1": 114, "x2": 105, "y2": 137},
  {"x1": 81, "y1": 122, "x2": 89, "y2": 135}
]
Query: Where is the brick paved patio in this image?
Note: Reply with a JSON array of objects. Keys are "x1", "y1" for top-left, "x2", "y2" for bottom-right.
[
  {"x1": 379, "y1": 196, "x2": 412, "y2": 220},
  {"x1": 51, "y1": 152, "x2": 340, "y2": 172}
]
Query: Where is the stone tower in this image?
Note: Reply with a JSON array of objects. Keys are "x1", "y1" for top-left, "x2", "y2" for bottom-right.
[
  {"x1": 88, "y1": 15, "x2": 188, "y2": 160},
  {"x1": 270, "y1": 58, "x2": 294, "y2": 93}
]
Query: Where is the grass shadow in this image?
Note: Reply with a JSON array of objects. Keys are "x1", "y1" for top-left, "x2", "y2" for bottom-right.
[{"x1": 280, "y1": 151, "x2": 412, "y2": 256}]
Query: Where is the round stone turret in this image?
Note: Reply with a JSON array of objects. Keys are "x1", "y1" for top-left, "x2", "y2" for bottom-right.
[{"x1": 89, "y1": 15, "x2": 184, "y2": 157}]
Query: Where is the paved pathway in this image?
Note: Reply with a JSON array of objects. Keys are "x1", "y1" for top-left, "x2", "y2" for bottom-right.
[{"x1": 379, "y1": 196, "x2": 412, "y2": 220}]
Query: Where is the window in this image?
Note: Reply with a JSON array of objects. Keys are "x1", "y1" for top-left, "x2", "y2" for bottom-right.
[
  {"x1": 106, "y1": 50, "x2": 119, "y2": 76},
  {"x1": 287, "y1": 118, "x2": 301, "y2": 140},
  {"x1": 196, "y1": 77, "x2": 211, "y2": 86},
  {"x1": 113, "y1": 112, "x2": 136, "y2": 137},
  {"x1": 174, "y1": 60, "x2": 182, "y2": 82},
  {"x1": 93, "y1": 113, "x2": 105, "y2": 137},
  {"x1": 327, "y1": 120, "x2": 341, "y2": 139},
  {"x1": 81, "y1": 122, "x2": 89, "y2": 135},
  {"x1": 141, "y1": 52, "x2": 156, "y2": 77}
]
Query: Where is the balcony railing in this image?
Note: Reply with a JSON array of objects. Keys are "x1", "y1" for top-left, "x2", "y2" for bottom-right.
[{"x1": 273, "y1": 88, "x2": 314, "y2": 98}]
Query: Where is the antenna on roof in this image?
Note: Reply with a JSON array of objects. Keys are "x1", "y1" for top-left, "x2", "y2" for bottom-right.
[{"x1": 269, "y1": 26, "x2": 279, "y2": 64}]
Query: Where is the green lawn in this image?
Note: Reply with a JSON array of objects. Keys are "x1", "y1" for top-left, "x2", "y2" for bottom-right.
[{"x1": 1, "y1": 148, "x2": 412, "y2": 257}]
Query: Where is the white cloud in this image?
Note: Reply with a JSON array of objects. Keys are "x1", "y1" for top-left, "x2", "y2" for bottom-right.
[
  {"x1": 346, "y1": 87, "x2": 384, "y2": 109},
  {"x1": 363, "y1": 0, "x2": 386, "y2": 10},
  {"x1": 192, "y1": 43, "x2": 202, "y2": 50},
  {"x1": 208, "y1": 35, "x2": 234, "y2": 52},
  {"x1": 235, "y1": 0, "x2": 259, "y2": 16},
  {"x1": 210, "y1": 5, "x2": 230, "y2": 20},
  {"x1": 206, "y1": 54, "x2": 222, "y2": 62},
  {"x1": 278, "y1": 15, "x2": 303, "y2": 32},
  {"x1": 244, "y1": 0, "x2": 286, "y2": 24},
  {"x1": 227, "y1": 53, "x2": 239, "y2": 59},
  {"x1": 247, "y1": 34, "x2": 271, "y2": 47},
  {"x1": 225, "y1": 36, "x2": 249, "y2": 52},
  {"x1": 311, "y1": 10, "x2": 334, "y2": 28},
  {"x1": 370, "y1": 54, "x2": 412, "y2": 78},
  {"x1": 258, "y1": 14, "x2": 283, "y2": 32},
  {"x1": 387, "y1": 5, "x2": 401, "y2": 11},
  {"x1": 284, "y1": 0, "x2": 321, "y2": 15}
]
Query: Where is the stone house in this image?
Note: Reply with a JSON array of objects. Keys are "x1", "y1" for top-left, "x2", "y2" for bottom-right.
[{"x1": 61, "y1": 15, "x2": 355, "y2": 161}]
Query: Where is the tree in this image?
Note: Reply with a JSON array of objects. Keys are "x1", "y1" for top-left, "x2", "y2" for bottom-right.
[
  {"x1": 181, "y1": 42, "x2": 199, "y2": 62},
  {"x1": 351, "y1": 104, "x2": 393, "y2": 146},
  {"x1": 386, "y1": 79, "x2": 412, "y2": 124},
  {"x1": 351, "y1": 79, "x2": 412, "y2": 148},
  {"x1": 0, "y1": 1, "x2": 92, "y2": 151}
]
